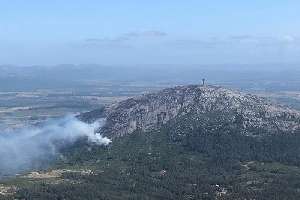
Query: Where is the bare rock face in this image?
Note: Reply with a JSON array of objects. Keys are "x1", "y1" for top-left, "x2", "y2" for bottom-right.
[{"x1": 93, "y1": 85, "x2": 300, "y2": 138}]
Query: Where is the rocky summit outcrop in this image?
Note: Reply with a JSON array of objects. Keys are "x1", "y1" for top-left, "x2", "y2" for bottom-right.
[{"x1": 82, "y1": 85, "x2": 300, "y2": 138}]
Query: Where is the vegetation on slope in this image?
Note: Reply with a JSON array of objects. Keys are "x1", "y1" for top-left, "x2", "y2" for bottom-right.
[{"x1": 2, "y1": 120, "x2": 300, "y2": 199}]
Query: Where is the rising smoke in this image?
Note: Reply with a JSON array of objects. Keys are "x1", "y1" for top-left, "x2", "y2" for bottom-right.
[{"x1": 0, "y1": 115, "x2": 111, "y2": 176}]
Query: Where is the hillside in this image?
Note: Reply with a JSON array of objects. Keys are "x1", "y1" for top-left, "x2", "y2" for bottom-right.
[
  {"x1": 2, "y1": 85, "x2": 300, "y2": 200},
  {"x1": 84, "y1": 85, "x2": 300, "y2": 137}
]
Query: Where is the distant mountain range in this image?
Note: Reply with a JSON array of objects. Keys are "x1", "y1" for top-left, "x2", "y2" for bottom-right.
[{"x1": 1, "y1": 64, "x2": 300, "y2": 91}]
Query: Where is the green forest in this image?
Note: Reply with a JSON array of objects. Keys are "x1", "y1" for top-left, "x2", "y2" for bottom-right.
[{"x1": 2, "y1": 117, "x2": 300, "y2": 200}]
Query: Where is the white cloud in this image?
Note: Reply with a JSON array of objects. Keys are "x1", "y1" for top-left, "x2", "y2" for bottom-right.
[{"x1": 83, "y1": 30, "x2": 167, "y2": 48}]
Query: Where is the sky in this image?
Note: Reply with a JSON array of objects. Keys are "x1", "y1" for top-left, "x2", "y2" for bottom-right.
[{"x1": 0, "y1": 0, "x2": 300, "y2": 66}]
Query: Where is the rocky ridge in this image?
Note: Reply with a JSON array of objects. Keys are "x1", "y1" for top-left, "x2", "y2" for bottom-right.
[{"x1": 81, "y1": 85, "x2": 300, "y2": 138}]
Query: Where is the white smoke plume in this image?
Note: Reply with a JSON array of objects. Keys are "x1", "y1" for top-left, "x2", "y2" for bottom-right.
[{"x1": 0, "y1": 115, "x2": 111, "y2": 176}]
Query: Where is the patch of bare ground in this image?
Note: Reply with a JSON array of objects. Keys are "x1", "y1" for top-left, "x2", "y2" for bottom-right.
[
  {"x1": 22, "y1": 169, "x2": 94, "y2": 179},
  {"x1": 0, "y1": 184, "x2": 17, "y2": 196},
  {"x1": 241, "y1": 161, "x2": 255, "y2": 170}
]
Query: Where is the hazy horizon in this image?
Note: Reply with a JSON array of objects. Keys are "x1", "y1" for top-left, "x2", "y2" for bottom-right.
[
  {"x1": 1, "y1": 1, "x2": 300, "y2": 66},
  {"x1": 1, "y1": 63, "x2": 300, "y2": 71}
]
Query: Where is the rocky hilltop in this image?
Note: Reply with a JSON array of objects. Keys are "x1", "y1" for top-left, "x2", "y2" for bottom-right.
[{"x1": 81, "y1": 85, "x2": 300, "y2": 138}]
